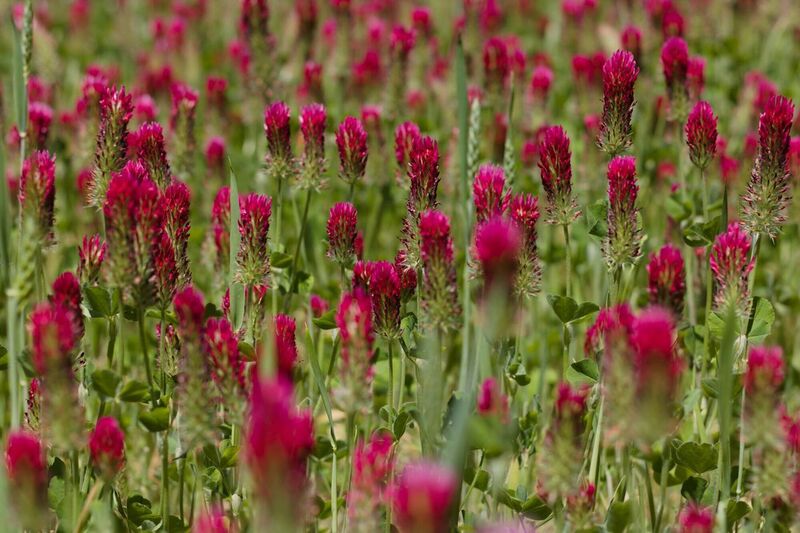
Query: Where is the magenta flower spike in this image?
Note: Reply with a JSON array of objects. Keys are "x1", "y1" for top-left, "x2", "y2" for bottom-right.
[
  {"x1": 599, "y1": 50, "x2": 639, "y2": 156},
  {"x1": 538, "y1": 126, "x2": 579, "y2": 225},
  {"x1": 91, "y1": 85, "x2": 133, "y2": 206},
  {"x1": 129, "y1": 122, "x2": 171, "y2": 189},
  {"x1": 298, "y1": 103, "x2": 327, "y2": 189},
  {"x1": 274, "y1": 314, "x2": 298, "y2": 382},
  {"x1": 19, "y1": 150, "x2": 56, "y2": 243},
  {"x1": 336, "y1": 288, "x2": 375, "y2": 413},
  {"x1": 419, "y1": 210, "x2": 460, "y2": 331},
  {"x1": 742, "y1": 95, "x2": 795, "y2": 239},
  {"x1": 367, "y1": 260, "x2": 402, "y2": 339},
  {"x1": 661, "y1": 36, "x2": 689, "y2": 118},
  {"x1": 326, "y1": 201, "x2": 358, "y2": 268},
  {"x1": 235, "y1": 193, "x2": 272, "y2": 287},
  {"x1": 678, "y1": 503, "x2": 714, "y2": 533},
  {"x1": 78, "y1": 234, "x2": 107, "y2": 285},
  {"x1": 646, "y1": 244, "x2": 686, "y2": 317},
  {"x1": 685, "y1": 101, "x2": 718, "y2": 171},
  {"x1": 203, "y1": 317, "x2": 246, "y2": 398},
  {"x1": 709, "y1": 222, "x2": 754, "y2": 312},
  {"x1": 473, "y1": 164, "x2": 510, "y2": 223},
  {"x1": 603, "y1": 155, "x2": 641, "y2": 270},
  {"x1": 336, "y1": 116, "x2": 368, "y2": 188}
]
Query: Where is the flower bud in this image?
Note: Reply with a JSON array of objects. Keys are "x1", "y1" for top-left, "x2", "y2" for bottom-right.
[
  {"x1": 530, "y1": 65, "x2": 553, "y2": 101},
  {"x1": 620, "y1": 25, "x2": 642, "y2": 64}
]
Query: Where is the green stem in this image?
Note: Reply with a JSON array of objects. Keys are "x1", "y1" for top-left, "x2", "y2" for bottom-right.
[
  {"x1": 563, "y1": 224, "x2": 572, "y2": 298},
  {"x1": 283, "y1": 189, "x2": 313, "y2": 312},
  {"x1": 588, "y1": 395, "x2": 604, "y2": 488},
  {"x1": 272, "y1": 176, "x2": 284, "y2": 318},
  {"x1": 331, "y1": 446, "x2": 338, "y2": 533},
  {"x1": 7, "y1": 294, "x2": 19, "y2": 428},
  {"x1": 137, "y1": 306, "x2": 156, "y2": 406},
  {"x1": 162, "y1": 430, "x2": 170, "y2": 528},
  {"x1": 73, "y1": 478, "x2": 103, "y2": 533},
  {"x1": 655, "y1": 458, "x2": 670, "y2": 530},
  {"x1": 388, "y1": 339, "x2": 395, "y2": 426}
]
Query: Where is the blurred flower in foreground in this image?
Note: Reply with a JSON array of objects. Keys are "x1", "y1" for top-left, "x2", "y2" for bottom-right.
[
  {"x1": 391, "y1": 461, "x2": 457, "y2": 533},
  {"x1": 245, "y1": 377, "x2": 313, "y2": 530},
  {"x1": 539, "y1": 126, "x2": 579, "y2": 225},
  {"x1": 89, "y1": 416, "x2": 125, "y2": 481},
  {"x1": 5, "y1": 431, "x2": 48, "y2": 529},
  {"x1": 685, "y1": 101, "x2": 718, "y2": 172},
  {"x1": 337, "y1": 289, "x2": 374, "y2": 413},
  {"x1": 678, "y1": 502, "x2": 714, "y2": 533},
  {"x1": 661, "y1": 37, "x2": 689, "y2": 119},
  {"x1": 349, "y1": 432, "x2": 395, "y2": 532},
  {"x1": 419, "y1": 210, "x2": 460, "y2": 331}
]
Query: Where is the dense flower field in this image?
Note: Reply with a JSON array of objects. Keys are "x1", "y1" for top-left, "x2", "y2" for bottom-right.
[{"x1": 2, "y1": 0, "x2": 800, "y2": 531}]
